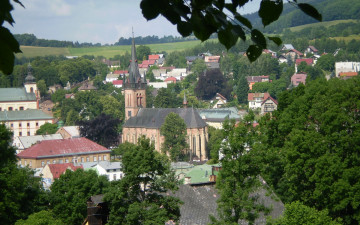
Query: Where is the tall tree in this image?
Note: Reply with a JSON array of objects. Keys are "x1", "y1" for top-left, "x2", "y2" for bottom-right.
[
  {"x1": 154, "y1": 88, "x2": 182, "y2": 108},
  {"x1": 105, "y1": 137, "x2": 181, "y2": 225},
  {"x1": 49, "y1": 169, "x2": 110, "y2": 225},
  {"x1": 195, "y1": 69, "x2": 231, "y2": 100},
  {"x1": 78, "y1": 113, "x2": 120, "y2": 148},
  {"x1": 136, "y1": 45, "x2": 151, "y2": 61},
  {"x1": 160, "y1": 112, "x2": 188, "y2": 161},
  {"x1": 235, "y1": 74, "x2": 249, "y2": 104},
  {"x1": 36, "y1": 123, "x2": 58, "y2": 135}
]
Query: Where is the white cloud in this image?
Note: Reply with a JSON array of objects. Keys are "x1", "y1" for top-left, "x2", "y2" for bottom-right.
[{"x1": 49, "y1": 0, "x2": 71, "y2": 16}]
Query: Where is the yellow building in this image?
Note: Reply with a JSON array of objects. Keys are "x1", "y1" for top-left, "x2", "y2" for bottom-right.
[{"x1": 17, "y1": 137, "x2": 111, "y2": 169}]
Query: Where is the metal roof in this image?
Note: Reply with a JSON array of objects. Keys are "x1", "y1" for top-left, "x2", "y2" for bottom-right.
[
  {"x1": 0, "y1": 88, "x2": 36, "y2": 102},
  {"x1": 0, "y1": 109, "x2": 53, "y2": 121}
]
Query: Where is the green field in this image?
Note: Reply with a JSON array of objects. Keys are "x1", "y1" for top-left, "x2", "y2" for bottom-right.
[
  {"x1": 289, "y1": 19, "x2": 359, "y2": 32},
  {"x1": 332, "y1": 35, "x2": 360, "y2": 42},
  {"x1": 16, "y1": 39, "x2": 211, "y2": 59}
]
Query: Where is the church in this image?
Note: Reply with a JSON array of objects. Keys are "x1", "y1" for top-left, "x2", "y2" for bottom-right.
[{"x1": 122, "y1": 37, "x2": 208, "y2": 161}]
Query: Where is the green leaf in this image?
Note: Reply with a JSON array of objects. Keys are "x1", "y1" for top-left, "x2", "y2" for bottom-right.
[
  {"x1": 251, "y1": 29, "x2": 267, "y2": 49},
  {"x1": 218, "y1": 25, "x2": 238, "y2": 50},
  {"x1": 140, "y1": 0, "x2": 160, "y2": 20},
  {"x1": 162, "y1": 8, "x2": 181, "y2": 25},
  {"x1": 268, "y1": 36, "x2": 282, "y2": 46},
  {"x1": 225, "y1": 3, "x2": 236, "y2": 13},
  {"x1": 191, "y1": 12, "x2": 214, "y2": 41},
  {"x1": 259, "y1": 0, "x2": 283, "y2": 27},
  {"x1": 177, "y1": 21, "x2": 192, "y2": 37},
  {"x1": 0, "y1": 27, "x2": 21, "y2": 74},
  {"x1": 246, "y1": 45, "x2": 263, "y2": 62},
  {"x1": 233, "y1": 25, "x2": 246, "y2": 41},
  {"x1": 235, "y1": 13, "x2": 252, "y2": 29},
  {"x1": 298, "y1": 3, "x2": 322, "y2": 21}
]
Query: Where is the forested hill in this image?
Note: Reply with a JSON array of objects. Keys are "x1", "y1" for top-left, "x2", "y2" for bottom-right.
[{"x1": 246, "y1": 0, "x2": 360, "y2": 33}]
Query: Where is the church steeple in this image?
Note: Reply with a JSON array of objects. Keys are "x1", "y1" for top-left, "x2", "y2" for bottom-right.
[
  {"x1": 25, "y1": 63, "x2": 36, "y2": 84},
  {"x1": 124, "y1": 30, "x2": 147, "y2": 121}
]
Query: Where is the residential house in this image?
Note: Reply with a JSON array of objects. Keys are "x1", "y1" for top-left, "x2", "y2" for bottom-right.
[
  {"x1": 261, "y1": 96, "x2": 278, "y2": 114},
  {"x1": 278, "y1": 55, "x2": 288, "y2": 64},
  {"x1": 281, "y1": 44, "x2": 294, "y2": 51},
  {"x1": 148, "y1": 82, "x2": 168, "y2": 89},
  {"x1": 0, "y1": 109, "x2": 54, "y2": 139},
  {"x1": 78, "y1": 80, "x2": 97, "y2": 91},
  {"x1": 113, "y1": 70, "x2": 129, "y2": 77},
  {"x1": 164, "y1": 76, "x2": 177, "y2": 84},
  {"x1": 166, "y1": 68, "x2": 188, "y2": 79},
  {"x1": 82, "y1": 195, "x2": 109, "y2": 225},
  {"x1": 186, "y1": 56, "x2": 203, "y2": 66},
  {"x1": 295, "y1": 58, "x2": 314, "y2": 72},
  {"x1": 204, "y1": 55, "x2": 220, "y2": 63},
  {"x1": 211, "y1": 93, "x2": 227, "y2": 109},
  {"x1": 105, "y1": 73, "x2": 120, "y2": 83},
  {"x1": 198, "y1": 107, "x2": 241, "y2": 129},
  {"x1": 39, "y1": 100, "x2": 54, "y2": 115},
  {"x1": 41, "y1": 163, "x2": 83, "y2": 183},
  {"x1": 0, "y1": 64, "x2": 40, "y2": 111},
  {"x1": 291, "y1": 73, "x2": 307, "y2": 87},
  {"x1": 247, "y1": 76, "x2": 270, "y2": 90},
  {"x1": 112, "y1": 80, "x2": 123, "y2": 88},
  {"x1": 304, "y1": 45, "x2": 318, "y2": 56},
  {"x1": 13, "y1": 133, "x2": 63, "y2": 153},
  {"x1": 248, "y1": 93, "x2": 270, "y2": 110},
  {"x1": 48, "y1": 84, "x2": 62, "y2": 94},
  {"x1": 284, "y1": 49, "x2": 304, "y2": 61},
  {"x1": 17, "y1": 137, "x2": 111, "y2": 168},
  {"x1": 102, "y1": 59, "x2": 120, "y2": 68},
  {"x1": 339, "y1": 71, "x2": 358, "y2": 80},
  {"x1": 263, "y1": 49, "x2": 277, "y2": 58},
  {"x1": 152, "y1": 68, "x2": 167, "y2": 79},
  {"x1": 93, "y1": 161, "x2": 123, "y2": 181},
  {"x1": 65, "y1": 93, "x2": 75, "y2": 99},
  {"x1": 335, "y1": 62, "x2": 360, "y2": 77},
  {"x1": 56, "y1": 126, "x2": 80, "y2": 139}
]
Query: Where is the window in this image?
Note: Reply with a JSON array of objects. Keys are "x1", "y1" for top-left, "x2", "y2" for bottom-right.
[
  {"x1": 81, "y1": 157, "x2": 84, "y2": 163},
  {"x1": 103, "y1": 155, "x2": 107, "y2": 161},
  {"x1": 86, "y1": 157, "x2": 90, "y2": 162},
  {"x1": 36, "y1": 122, "x2": 39, "y2": 127},
  {"x1": 30, "y1": 87, "x2": 34, "y2": 93},
  {"x1": 27, "y1": 123, "x2": 30, "y2": 127},
  {"x1": 19, "y1": 132, "x2": 22, "y2": 136},
  {"x1": 27, "y1": 131, "x2": 30, "y2": 136},
  {"x1": 10, "y1": 123, "x2": 13, "y2": 128},
  {"x1": 99, "y1": 156, "x2": 102, "y2": 161},
  {"x1": 29, "y1": 161, "x2": 32, "y2": 167},
  {"x1": 19, "y1": 123, "x2": 22, "y2": 127},
  {"x1": 128, "y1": 111, "x2": 131, "y2": 117},
  {"x1": 59, "y1": 159, "x2": 63, "y2": 163},
  {"x1": 0, "y1": 107, "x2": 2, "y2": 111},
  {"x1": 8, "y1": 107, "x2": 13, "y2": 111},
  {"x1": 19, "y1": 107, "x2": 24, "y2": 110},
  {"x1": 53, "y1": 160, "x2": 56, "y2": 164},
  {"x1": 47, "y1": 160, "x2": 50, "y2": 164},
  {"x1": 25, "y1": 160, "x2": 27, "y2": 166},
  {"x1": 65, "y1": 159, "x2": 69, "y2": 163},
  {"x1": 41, "y1": 161, "x2": 45, "y2": 167},
  {"x1": 113, "y1": 174, "x2": 117, "y2": 180},
  {"x1": 93, "y1": 156, "x2": 97, "y2": 162}
]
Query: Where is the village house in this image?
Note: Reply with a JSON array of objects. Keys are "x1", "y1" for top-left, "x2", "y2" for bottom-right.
[
  {"x1": 121, "y1": 37, "x2": 208, "y2": 161},
  {"x1": 291, "y1": 73, "x2": 307, "y2": 87},
  {"x1": 112, "y1": 80, "x2": 123, "y2": 88},
  {"x1": 79, "y1": 161, "x2": 123, "y2": 181},
  {"x1": 304, "y1": 45, "x2": 318, "y2": 56},
  {"x1": 247, "y1": 76, "x2": 270, "y2": 90},
  {"x1": 12, "y1": 133, "x2": 63, "y2": 153},
  {"x1": 261, "y1": 96, "x2": 278, "y2": 114},
  {"x1": 56, "y1": 126, "x2": 80, "y2": 139},
  {"x1": 335, "y1": 62, "x2": 360, "y2": 77},
  {"x1": 211, "y1": 93, "x2": 227, "y2": 109},
  {"x1": 41, "y1": 163, "x2": 83, "y2": 184},
  {"x1": 283, "y1": 49, "x2": 304, "y2": 61},
  {"x1": 248, "y1": 93, "x2": 271, "y2": 110},
  {"x1": 17, "y1": 137, "x2": 111, "y2": 169},
  {"x1": 198, "y1": 107, "x2": 241, "y2": 129},
  {"x1": 105, "y1": 73, "x2": 120, "y2": 83},
  {"x1": 295, "y1": 58, "x2": 314, "y2": 72}
]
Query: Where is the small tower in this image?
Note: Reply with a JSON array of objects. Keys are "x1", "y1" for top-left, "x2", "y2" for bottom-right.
[
  {"x1": 24, "y1": 63, "x2": 40, "y2": 99},
  {"x1": 183, "y1": 91, "x2": 188, "y2": 108},
  {"x1": 123, "y1": 31, "x2": 147, "y2": 121}
]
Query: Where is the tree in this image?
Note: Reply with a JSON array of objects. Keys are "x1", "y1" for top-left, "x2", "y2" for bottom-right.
[
  {"x1": 160, "y1": 112, "x2": 188, "y2": 161},
  {"x1": 190, "y1": 58, "x2": 207, "y2": 75},
  {"x1": 195, "y1": 69, "x2": 231, "y2": 100},
  {"x1": 36, "y1": 79, "x2": 47, "y2": 97},
  {"x1": 49, "y1": 169, "x2": 110, "y2": 225},
  {"x1": 15, "y1": 210, "x2": 65, "y2": 225},
  {"x1": 36, "y1": 123, "x2": 58, "y2": 135},
  {"x1": 104, "y1": 137, "x2": 181, "y2": 225},
  {"x1": 207, "y1": 126, "x2": 225, "y2": 164},
  {"x1": 140, "y1": 0, "x2": 321, "y2": 62},
  {"x1": 78, "y1": 113, "x2": 120, "y2": 148},
  {"x1": 165, "y1": 51, "x2": 186, "y2": 68},
  {"x1": 99, "y1": 95, "x2": 124, "y2": 120},
  {"x1": 316, "y1": 53, "x2": 336, "y2": 71},
  {"x1": 235, "y1": 74, "x2": 249, "y2": 104},
  {"x1": 154, "y1": 88, "x2": 182, "y2": 108},
  {"x1": 258, "y1": 78, "x2": 360, "y2": 224},
  {"x1": 212, "y1": 113, "x2": 264, "y2": 224},
  {"x1": 269, "y1": 201, "x2": 341, "y2": 225},
  {"x1": 136, "y1": 45, "x2": 151, "y2": 61}
]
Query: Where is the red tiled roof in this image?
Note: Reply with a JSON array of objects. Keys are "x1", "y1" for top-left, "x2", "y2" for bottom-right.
[
  {"x1": 164, "y1": 76, "x2": 177, "y2": 82},
  {"x1": 248, "y1": 93, "x2": 270, "y2": 101},
  {"x1": 148, "y1": 55, "x2": 160, "y2": 60},
  {"x1": 295, "y1": 58, "x2": 313, "y2": 66},
  {"x1": 65, "y1": 93, "x2": 75, "y2": 99},
  {"x1": 113, "y1": 70, "x2": 128, "y2": 74},
  {"x1": 308, "y1": 46, "x2": 318, "y2": 52},
  {"x1": 112, "y1": 80, "x2": 123, "y2": 85},
  {"x1": 339, "y1": 72, "x2": 358, "y2": 77},
  {"x1": 160, "y1": 66, "x2": 175, "y2": 71},
  {"x1": 138, "y1": 64, "x2": 149, "y2": 68},
  {"x1": 141, "y1": 60, "x2": 156, "y2": 65},
  {"x1": 17, "y1": 137, "x2": 109, "y2": 159},
  {"x1": 216, "y1": 93, "x2": 227, "y2": 100},
  {"x1": 48, "y1": 163, "x2": 83, "y2": 179},
  {"x1": 290, "y1": 49, "x2": 304, "y2": 56},
  {"x1": 262, "y1": 96, "x2": 278, "y2": 105}
]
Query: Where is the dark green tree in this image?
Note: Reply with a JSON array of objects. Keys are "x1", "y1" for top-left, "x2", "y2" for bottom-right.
[
  {"x1": 105, "y1": 137, "x2": 181, "y2": 225},
  {"x1": 15, "y1": 210, "x2": 65, "y2": 225},
  {"x1": 136, "y1": 45, "x2": 151, "y2": 61},
  {"x1": 160, "y1": 112, "x2": 188, "y2": 161},
  {"x1": 154, "y1": 88, "x2": 182, "y2": 108},
  {"x1": 36, "y1": 123, "x2": 58, "y2": 135},
  {"x1": 235, "y1": 74, "x2": 249, "y2": 104},
  {"x1": 207, "y1": 126, "x2": 225, "y2": 164},
  {"x1": 49, "y1": 169, "x2": 110, "y2": 225},
  {"x1": 316, "y1": 53, "x2": 336, "y2": 71},
  {"x1": 195, "y1": 69, "x2": 231, "y2": 100}
]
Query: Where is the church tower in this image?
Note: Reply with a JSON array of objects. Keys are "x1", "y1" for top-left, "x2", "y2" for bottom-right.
[
  {"x1": 24, "y1": 63, "x2": 40, "y2": 100},
  {"x1": 123, "y1": 32, "x2": 147, "y2": 121}
]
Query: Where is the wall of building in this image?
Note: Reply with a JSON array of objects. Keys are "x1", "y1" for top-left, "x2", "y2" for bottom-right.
[
  {"x1": 6, "y1": 118, "x2": 54, "y2": 138},
  {"x1": 124, "y1": 89, "x2": 146, "y2": 120},
  {"x1": 0, "y1": 101, "x2": 38, "y2": 111},
  {"x1": 18, "y1": 152, "x2": 110, "y2": 169}
]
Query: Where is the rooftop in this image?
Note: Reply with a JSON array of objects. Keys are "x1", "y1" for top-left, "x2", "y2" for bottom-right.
[
  {"x1": 0, "y1": 109, "x2": 53, "y2": 121},
  {"x1": 0, "y1": 88, "x2": 36, "y2": 102},
  {"x1": 17, "y1": 134, "x2": 63, "y2": 149}
]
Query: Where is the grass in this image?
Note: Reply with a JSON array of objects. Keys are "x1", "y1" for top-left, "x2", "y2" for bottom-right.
[
  {"x1": 289, "y1": 19, "x2": 359, "y2": 32},
  {"x1": 17, "y1": 39, "x2": 211, "y2": 59},
  {"x1": 16, "y1": 46, "x2": 70, "y2": 58},
  {"x1": 331, "y1": 34, "x2": 360, "y2": 42}
]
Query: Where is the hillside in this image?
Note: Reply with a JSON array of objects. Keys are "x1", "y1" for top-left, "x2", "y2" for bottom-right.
[{"x1": 246, "y1": 0, "x2": 360, "y2": 33}]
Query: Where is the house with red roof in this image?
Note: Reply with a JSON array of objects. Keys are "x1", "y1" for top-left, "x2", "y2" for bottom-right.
[
  {"x1": 261, "y1": 96, "x2": 278, "y2": 114},
  {"x1": 17, "y1": 137, "x2": 111, "y2": 168},
  {"x1": 247, "y1": 76, "x2": 270, "y2": 90},
  {"x1": 112, "y1": 80, "x2": 123, "y2": 88},
  {"x1": 295, "y1": 58, "x2": 314, "y2": 72},
  {"x1": 41, "y1": 163, "x2": 83, "y2": 183},
  {"x1": 204, "y1": 55, "x2": 220, "y2": 63},
  {"x1": 339, "y1": 72, "x2": 358, "y2": 80},
  {"x1": 211, "y1": 93, "x2": 227, "y2": 109},
  {"x1": 291, "y1": 73, "x2": 307, "y2": 87},
  {"x1": 164, "y1": 76, "x2": 177, "y2": 84},
  {"x1": 284, "y1": 49, "x2": 304, "y2": 61},
  {"x1": 248, "y1": 93, "x2": 270, "y2": 110},
  {"x1": 148, "y1": 55, "x2": 160, "y2": 60},
  {"x1": 305, "y1": 46, "x2": 318, "y2": 56}
]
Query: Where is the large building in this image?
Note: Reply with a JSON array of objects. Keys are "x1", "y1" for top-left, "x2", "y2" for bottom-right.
[
  {"x1": 122, "y1": 36, "x2": 208, "y2": 161},
  {"x1": 17, "y1": 137, "x2": 111, "y2": 168},
  {"x1": 0, "y1": 64, "x2": 40, "y2": 111}
]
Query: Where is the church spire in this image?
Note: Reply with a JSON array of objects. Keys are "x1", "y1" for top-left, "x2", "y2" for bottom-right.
[
  {"x1": 25, "y1": 63, "x2": 35, "y2": 83},
  {"x1": 126, "y1": 29, "x2": 143, "y2": 85}
]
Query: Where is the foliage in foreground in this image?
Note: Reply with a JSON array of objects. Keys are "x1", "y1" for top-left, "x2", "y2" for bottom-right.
[{"x1": 105, "y1": 137, "x2": 181, "y2": 225}]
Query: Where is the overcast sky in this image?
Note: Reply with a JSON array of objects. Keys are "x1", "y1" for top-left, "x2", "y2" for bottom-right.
[{"x1": 7, "y1": 0, "x2": 261, "y2": 45}]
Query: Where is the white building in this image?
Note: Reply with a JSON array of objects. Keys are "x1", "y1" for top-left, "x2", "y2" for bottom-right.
[
  {"x1": 13, "y1": 134, "x2": 63, "y2": 153},
  {"x1": 335, "y1": 62, "x2": 360, "y2": 77}
]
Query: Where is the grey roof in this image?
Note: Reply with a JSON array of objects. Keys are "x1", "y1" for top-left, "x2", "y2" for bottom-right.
[
  {"x1": 123, "y1": 108, "x2": 207, "y2": 129},
  {"x1": 169, "y1": 181, "x2": 284, "y2": 225},
  {"x1": 0, "y1": 88, "x2": 36, "y2": 102},
  {"x1": 206, "y1": 62, "x2": 220, "y2": 69},
  {"x1": 0, "y1": 109, "x2": 53, "y2": 121},
  {"x1": 247, "y1": 76, "x2": 263, "y2": 83},
  {"x1": 96, "y1": 161, "x2": 122, "y2": 170},
  {"x1": 106, "y1": 73, "x2": 120, "y2": 79},
  {"x1": 198, "y1": 107, "x2": 241, "y2": 122},
  {"x1": 186, "y1": 56, "x2": 203, "y2": 62},
  {"x1": 18, "y1": 134, "x2": 63, "y2": 149},
  {"x1": 282, "y1": 44, "x2": 294, "y2": 50}
]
